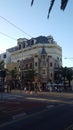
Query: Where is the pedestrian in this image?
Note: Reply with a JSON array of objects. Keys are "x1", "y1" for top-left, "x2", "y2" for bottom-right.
[
  {"x1": 35, "y1": 83, "x2": 38, "y2": 93},
  {"x1": 24, "y1": 87, "x2": 26, "y2": 92},
  {"x1": 10, "y1": 86, "x2": 11, "y2": 93}
]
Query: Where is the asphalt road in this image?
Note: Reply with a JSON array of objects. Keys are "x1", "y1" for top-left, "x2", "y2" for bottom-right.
[
  {"x1": 0, "y1": 103, "x2": 73, "y2": 130},
  {"x1": 0, "y1": 91, "x2": 73, "y2": 130},
  {"x1": 0, "y1": 99, "x2": 49, "y2": 124}
]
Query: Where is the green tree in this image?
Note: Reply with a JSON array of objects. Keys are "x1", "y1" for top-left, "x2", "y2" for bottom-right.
[
  {"x1": 60, "y1": 67, "x2": 73, "y2": 88},
  {"x1": 10, "y1": 68, "x2": 17, "y2": 79},
  {"x1": 66, "y1": 68, "x2": 73, "y2": 87},
  {"x1": 31, "y1": 0, "x2": 69, "y2": 18},
  {"x1": 61, "y1": 67, "x2": 67, "y2": 86},
  {"x1": 24, "y1": 69, "x2": 35, "y2": 82},
  {"x1": 0, "y1": 60, "x2": 5, "y2": 69},
  {"x1": 0, "y1": 60, "x2": 6, "y2": 78},
  {"x1": 24, "y1": 69, "x2": 35, "y2": 91},
  {"x1": 9, "y1": 67, "x2": 18, "y2": 89}
]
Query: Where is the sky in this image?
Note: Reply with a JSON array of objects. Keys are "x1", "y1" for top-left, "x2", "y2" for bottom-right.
[{"x1": 0, "y1": 0, "x2": 73, "y2": 67}]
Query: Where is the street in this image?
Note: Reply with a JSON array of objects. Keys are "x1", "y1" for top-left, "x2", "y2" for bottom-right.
[
  {"x1": 0, "y1": 91, "x2": 73, "y2": 130},
  {"x1": 0, "y1": 104, "x2": 73, "y2": 130}
]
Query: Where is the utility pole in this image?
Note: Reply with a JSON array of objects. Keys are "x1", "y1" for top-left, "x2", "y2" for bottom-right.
[{"x1": 20, "y1": 45, "x2": 24, "y2": 90}]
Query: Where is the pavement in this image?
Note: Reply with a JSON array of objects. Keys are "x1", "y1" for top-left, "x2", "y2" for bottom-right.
[
  {"x1": 0, "y1": 91, "x2": 55, "y2": 126},
  {"x1": 11, "y1": 89, "x2": 73, "y2": 97},
  {"x1": 0, "y1": 99, "x2": 49, "y2": 124},
  {"x1": 0, "y1": 90, "x2": 73, "y2": 127}
]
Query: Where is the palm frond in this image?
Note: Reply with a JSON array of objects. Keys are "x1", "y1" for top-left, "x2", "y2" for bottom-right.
[
  {"x1": 31, "y1": 0, "x2": 34, "y2": 6},
  {"x1": 61, "y1": 0, "x2": 68, "y2": 11},
  {"x1": 47, "y1": 0, "x2": 55, "y2": 18}
]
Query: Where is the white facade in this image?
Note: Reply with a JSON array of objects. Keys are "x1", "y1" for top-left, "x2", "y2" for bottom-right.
[
  {"x1": 0, "y1": 35, "x2": 62, "y2": 65},
  {"x1": 0, "y1": 51, "x2": 11, "y2": 64},
  {"x1": 0, "y1": 35, "x2": 62, "y2": 68},
  {"x1": 0, "y1": 35, "x2": 62, "y2": 86},
  {"x1": 11, "y1": 43, "x2": 62, "y2": 66},
  {"x1": 10, "y1": 36, "x2": 62, "y2": 83}
]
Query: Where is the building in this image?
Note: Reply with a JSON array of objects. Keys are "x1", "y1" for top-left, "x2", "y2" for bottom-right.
[
  {"x1": 0, "y1": 35, "x2": 62, "y2": 89},
  {"x1": 0, "y1": 50, "x2": 11, "y2": 64}
]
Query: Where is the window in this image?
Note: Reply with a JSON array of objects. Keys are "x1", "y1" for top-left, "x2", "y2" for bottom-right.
[
  {"x1": 41, "y1": 55, "x2": 43, "y2": 59},
  {"x1": 54, "y1": 63, "x2": 56, "y2": 67},
  {"x1": 60, "y1": 58, "x2": 62, "y2": 61},
  {"x1": 43, "y1": 55, "x2": 45, "y2": 59},
  {"x1": 31, "y1": 39, "x2": 34, "y2": 45},
  {"x1": 43, "y1": 61, "x2": 46, "y2": 66},
  {"x1": 26, "y1": 64, "x2": 28, "y2": 69},
  {"x1": 30, "y1": 63, "x2": 33, "y2": 69},
  {"x1": 49, "y1": 55, "x2": 52, "y2": 58},
  {"x1": 35, "y1": 55, "x2": 38, "y2": 57},
  {"x1": 50, "y1": 73, "x2": 52, "y2": 77},
  {"x1": 57, "y1": 57, "x2": 59, "y2": 60},
  {"x1": 42, "y1": 70, "x2": 46, "y2": 74},
  {"x1": 35, "y1": 62, "x2": 37, "y2": 67},
  {"x1": 50, "y1": 62, "x2": 52, "y2": 67},
  {"x1": 17, "y1": 60, "x2": 20, "y2": 62},
  {"x1": 19, "y1": 44, "x2": 21, "y2": 49},
  {"x1": 23, "y1": 42, "x2": 25, "y2": 48},
  {"x1": 3, "y1": 54, "x2": 6, "y2": 58}
]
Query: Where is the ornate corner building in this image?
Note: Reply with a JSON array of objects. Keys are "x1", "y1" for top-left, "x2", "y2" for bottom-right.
[{"x1": 0, "y1": 35, "x2": 62, "y2": 89}]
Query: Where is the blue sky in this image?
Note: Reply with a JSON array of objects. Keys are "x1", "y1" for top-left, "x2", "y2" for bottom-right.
[{"x1": 0, "y1": 0, "x2": 73, "y2": 67}]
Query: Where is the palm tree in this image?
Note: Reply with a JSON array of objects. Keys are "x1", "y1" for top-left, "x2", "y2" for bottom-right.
[
  {"x1": 0, "y1": 60, "x2": 6, "y2": 92},
  {"x1": 31, "y1": 0, "x2": 69, "y2": 18},
  {"x1": 66, "y1": 68, "x2": 73, "y2": 87},
  {"x1": 61, "y1": 67, "x2": 73, "y2": 89},
  {"x1": 24, "y1": 69, "x2": 35, "y2": 91},
  {"x1": 61, "y1": 67, "x2": 67, "y2": 86},
  {"x1": 0, "y1": 60, "x2": 5, "y2": 69},
  {"x1": 0, "y1": 60, "x2": 6, "y2": 78},
  {"x1": 8, "y1": 67, "x2": 18, "y2": 89},
  {"x1": 10, "y1": 68, "x2": 17, "y2": 80}
]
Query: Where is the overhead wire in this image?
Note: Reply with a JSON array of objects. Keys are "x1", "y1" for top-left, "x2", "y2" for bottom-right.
[
  {"x1": 0, "y1": 31, "x2": 16, "y2": 41},
  {"x1": 64, "y1": 57, "x2": 73, "y2": 59},
  {"x1": 0, "y1": 15, "x2": 32, "y2": 38}
]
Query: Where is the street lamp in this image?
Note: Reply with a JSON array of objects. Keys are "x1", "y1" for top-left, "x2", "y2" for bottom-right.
[{"x1": 19, "y1": 62, "x2": 24, "y2": 90}]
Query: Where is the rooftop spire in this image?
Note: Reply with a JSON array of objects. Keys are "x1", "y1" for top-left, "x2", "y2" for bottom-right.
[{"x1": 40, "y1": 46, "x2": 47, "y2": 54}]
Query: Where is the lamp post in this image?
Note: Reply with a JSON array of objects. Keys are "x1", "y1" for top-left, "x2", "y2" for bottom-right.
[
  {"x1": 20, "y1": 46, "x2": 24, "y2": 90},
  {"x1": 19, "y1": 59, "x2": 24, "y2": 92}
]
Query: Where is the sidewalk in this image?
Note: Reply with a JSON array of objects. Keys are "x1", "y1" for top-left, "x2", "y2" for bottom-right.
[{"x1": 11, "y1": 89, "x2": 73, "y2": 98}]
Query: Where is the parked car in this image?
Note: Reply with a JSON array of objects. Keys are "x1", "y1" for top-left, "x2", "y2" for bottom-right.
[{"x1": 46, "y1": 83, "x2": 64, "y2": 92}]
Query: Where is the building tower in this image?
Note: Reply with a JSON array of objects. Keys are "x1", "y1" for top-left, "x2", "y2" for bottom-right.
[{"x1": 39, "y1": 46, "x2": 48, "y2": 89}]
